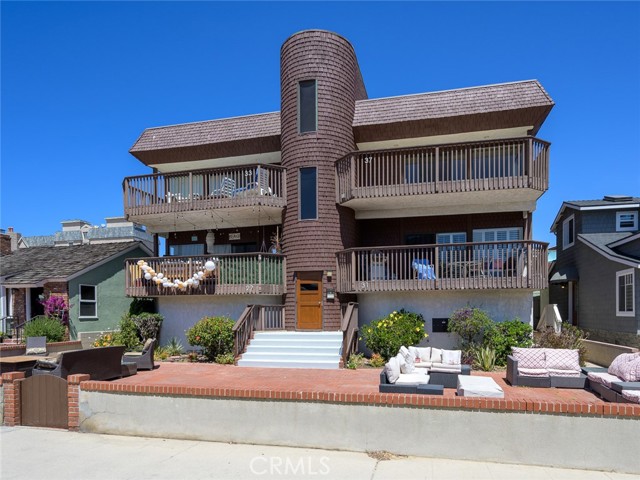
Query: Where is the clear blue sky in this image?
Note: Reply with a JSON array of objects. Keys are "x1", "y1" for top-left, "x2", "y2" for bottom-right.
[{"x1": 2, "y1": 2, "x2": 639, "y2": 246}]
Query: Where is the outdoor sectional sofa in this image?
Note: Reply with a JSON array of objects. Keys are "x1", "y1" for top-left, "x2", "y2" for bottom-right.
[
  {"x1": 506, "y1": 347, "x2": 587, "y2": 388},
  {"x1": 585, "y1": 352, "x2": 640, "y2": 403},
  {"x1": 31, "y1": 346, "x2": 126, "y2": 380}
]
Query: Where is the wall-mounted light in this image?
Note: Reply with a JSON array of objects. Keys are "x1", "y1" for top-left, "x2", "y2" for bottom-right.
[
  {"x1": 326, "y1": 270, "x2": 333, "y2": 281},
  {"x1": 326, "y1": 289, "x2": 335, "y2": 301}
]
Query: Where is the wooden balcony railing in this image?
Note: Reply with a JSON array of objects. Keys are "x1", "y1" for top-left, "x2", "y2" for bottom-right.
[
  {"x1": 125, "y1": 253, "x2": 285, "y2": 297},
  {"x1": 233, "y1": 304, "x2": 285, "y2": 358},
  {"x1": 123, "y1": 164, "x2": 286, "y2": 217},
  {"x1": 336, "y1": 241, "x2": 548, "y2": 292},
  {"x1": 336, "y1": 137, "x2": 549, "y2": 203}
]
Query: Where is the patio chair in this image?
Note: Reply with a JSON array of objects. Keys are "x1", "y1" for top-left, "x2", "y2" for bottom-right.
[
  {"x1": 412, "y1": 259, "x2": 436, "y2": 280},
  {"x1": 211, "y1": 177, "x2": 236, "y2": 198},
  {"x1": 123, "y1": 338, "x2": 156, "y2": 370},
  {"x1": 25, "y1": 336, "x2": 47, "y2": 356}
]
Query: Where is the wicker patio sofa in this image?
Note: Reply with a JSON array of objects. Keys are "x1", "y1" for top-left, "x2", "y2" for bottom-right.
[
  {"x1": 585, "y1": 352, "x2": 640, "y2": 402},
  {"x1": 506, "y1": 347, "x2": 587, "y2": 388},
  {"x1": 31, "y1": 346, "x2": 126, "y2": 380}
]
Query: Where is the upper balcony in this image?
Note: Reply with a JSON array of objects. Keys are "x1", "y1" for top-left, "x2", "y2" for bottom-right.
[
  {"x1": 336, "y1": 240, "x2": 548, "y2": 293},
  {"x1": 125, "y1": 253, "x2": 285, "y2": 297},
  {"x1": 336, "y1": 137, "x2": 549, "y2": 218},
  {"x1": 123, "y1": 164, "x2": 286, "y2": 232}
]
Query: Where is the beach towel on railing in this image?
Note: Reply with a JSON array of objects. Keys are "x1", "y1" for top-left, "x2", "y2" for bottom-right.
[{"x1": 412, "y1": 259, "x2": 437, "y2": 280}]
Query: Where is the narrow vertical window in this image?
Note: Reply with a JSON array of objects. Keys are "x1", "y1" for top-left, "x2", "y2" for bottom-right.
[
  {"x1": 562, "y1": 215, "x2": 575, "y2": 250},
  {"x1": 299, "y1": 167, "x2": 317, "y2": 220},
  {"x1": 616, "y1": 269, "x2": 635, "y2": 316},
  {"x1": 299, "y1": 80, "x2": 317, "y2": 133}
]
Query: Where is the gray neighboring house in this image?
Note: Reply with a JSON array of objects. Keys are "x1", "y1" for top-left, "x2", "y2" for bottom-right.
[
  {"x1": 0, "y1": 240, "x2": 152, "y2": 343},
  {"x1": 549, "y1": 195, "x2": 640, "y2": 347}
]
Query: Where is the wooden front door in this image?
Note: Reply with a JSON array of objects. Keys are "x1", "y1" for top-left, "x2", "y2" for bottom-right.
[{"x1": 296, "y1": 276, "x2": 322, "y2": 330}]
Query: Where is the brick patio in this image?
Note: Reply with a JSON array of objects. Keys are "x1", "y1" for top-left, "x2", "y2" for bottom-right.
[{"x1": 80, "y1": 362, "x2": 640, "y2": 417}]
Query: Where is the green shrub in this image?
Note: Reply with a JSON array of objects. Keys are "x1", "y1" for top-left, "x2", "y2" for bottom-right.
[
  {"x1": 114, "y1": 315, "x2": 142, "y2": 351},
  {"x1": 534, "y1": 325, "x2": 589, "y2": 366},
  {"x1": 448, "y1": 307, "x2": 493, "y2": 350},
  {"x1": 483, "y1": 319, "x2": 533, "y2": 366},
  {"x1": 346, "y1": 353, "x2": 366, "y2": 370},
  {"x1": 369, "y1": 353, "x2": 386, "y2": 368},
  {"x1": 186, "y1": 316, "x2": 234, "y2": 360},
  {"x1": 214, "y1": 352, "x2": 235, "y2": 365},
  {"x1": 361, "y1": 309, "x2": 428, "y2": 361},
  {"x1": 23, "y1": 316, "x2": 65, "y2": 342},
  {"x1": 154, "y1": 346, "x2": 170, "y2": 361},
  {"x1": 129, "y1": 297, "x2": 156, "y2": 315},
  {"x1": 474, "y1": 345, "x2": 497, "y2": 371},
  {"x1": 130, "y1": 312, "x2": 163, "y2": 341}
]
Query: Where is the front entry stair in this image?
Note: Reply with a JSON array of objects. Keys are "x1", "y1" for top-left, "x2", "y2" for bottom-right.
[{"x1": 237, "y1": 331, "x2": 342, "y2": 369}]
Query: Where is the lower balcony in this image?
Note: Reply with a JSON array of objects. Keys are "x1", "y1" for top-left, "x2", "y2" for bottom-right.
[
  {"x1": 126, "y1": 253, "x2": 285, "y2": 297},
  {"x1": 336, "y1": 241, "x2": 548, "y2": 293}
]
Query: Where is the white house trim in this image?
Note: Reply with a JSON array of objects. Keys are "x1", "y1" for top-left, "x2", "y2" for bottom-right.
[{"x1": 578, "y1": 236, "x2": 640, "y2": 269}]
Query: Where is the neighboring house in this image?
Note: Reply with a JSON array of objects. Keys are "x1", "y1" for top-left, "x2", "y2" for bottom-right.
[
  {"x1": 0, "y1": 237, "x2": 151, "y2": 342},
  {"x1": 123, "y1": 30, "x2": 553, "y2": 351},
  {"x1": 549, "y1": 195, "x2": 640, "y2": 347},
  {"x1": 14, "y1": 216, "x2": 153, "y2": 251}
]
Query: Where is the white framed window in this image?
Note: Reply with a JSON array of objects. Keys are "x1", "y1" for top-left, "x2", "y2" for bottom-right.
[
  {"x1": 436, "y1": 232, "x2": 467, "y2": 262},
  {"x1": 616, "y1": 211, "x2": 638, "y2": 232},
  {"x1": 562, "y1": 215, "x2": 575, "y2": 250},
  {"x1": 616, "y1": 269, "x2": 635, "y2": 317},
  {"x1": 79, "y1": 284, "x2": 97, "y2": 318}
]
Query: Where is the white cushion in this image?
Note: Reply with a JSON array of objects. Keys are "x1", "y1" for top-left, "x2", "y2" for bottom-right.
[
  {"x1": 430, "y1": 363, "x2": 462, "y2": 373},
  {"x1": 399, "y1": 351, "x2": 415, "y2": 374},
  {"x1": 512, "y1": 347, "x2": 546, "y2": 369},
  {"x1": 457, "y1": 376, "x2": 504, "y2": 398},
  {"x1": 414, "y1": 362, "x2": 431, "y2": 369},
  {"x1": 408, "y1": 346, "x2": 419, "y2": 361},
  {"x1": 395, "y1": 372, "x2": 430, "y2": 386},
  {"x1": 621, "y1": 390, "x2": 640, "y2": 404},
  {"x1": 587, "y1": 371, "x2": 621, "y2": 388},
  {"x1": 548, "y1": 368, "x2": 581, "y2": 377},
  {"x1": 545, "y1": 349, "x2": 580, "y2": 372},
  {"x1": 26, "y1": 347, "x2": 46, "y2": 355},
  {"x1": 608, "y1": 353, "x2": 639, "y2": 379},
  {"x1": 384, "y1": 357, "x2": 401, "y2": 384},
  {"x1": 518, "y1": 368, "x2": 549, "y2": 377},
  {"x1": 416, "y1": 347, "x2": 431, "y2": 362},
  {"x1": 614, "y1": 356, "x2": 640, "y2": 382},
  {"x1": 442, "y1": 349, "x2": 462, "y2": 366},
  {"x1": 430, "y1": 348, "x2": 443, "y2": 363}
]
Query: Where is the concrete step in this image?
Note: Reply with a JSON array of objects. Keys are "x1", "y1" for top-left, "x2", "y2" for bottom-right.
[
  {"x1": 236, "y1": 359, "x2": 339, "y2": 369},
  {"x1": 252, "y1": 331, "x2": 342, "y2": 340},
  {"x1": 240, "y1": 352, "x2": 341, "y2": 362},
  {"x1": 248, "y1": 345, "x2": 340, "y2": 354}
]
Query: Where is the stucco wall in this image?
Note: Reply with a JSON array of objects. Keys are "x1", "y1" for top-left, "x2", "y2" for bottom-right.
[
  {"x1": 357, "y1": 290, "x2": 533, "y2": 350},
  {"x1": 157, "y1": 295, "x2": 282, "y2": 347},
  {"x1": 79, "y1": 391, "x2": 640, "y2": 474},
  {"x1": 68, "y1": 247, "x2": 149, "y2": 339}
]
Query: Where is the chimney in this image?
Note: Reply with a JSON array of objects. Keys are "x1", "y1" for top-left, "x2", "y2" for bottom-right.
[
  {"x1": 5, "y1": 227, "x2": 21, "y2": 251},
  {"x1": 0, "y1": 233, "x2": 11, "y2": 255}
]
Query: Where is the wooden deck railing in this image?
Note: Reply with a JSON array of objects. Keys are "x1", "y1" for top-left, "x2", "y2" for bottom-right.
[
  {"x1": 233, "y1": 304, "x2": 285, "y2": 358},
  {"x1": 340, "y1": 302, "x2": 359, "y2": 365},
  {"x1": 336, "y1": 241, "x2": 548, "y2": 292},
  {"x1": 124, "y1": 164, "x2": 287, "y2": 216},
  {"x1": 125, "y1": 253, "x2": 286, "y2": 297},
  {"x1": 336, "y1": 137, "x2": 549, "y2": 203}
]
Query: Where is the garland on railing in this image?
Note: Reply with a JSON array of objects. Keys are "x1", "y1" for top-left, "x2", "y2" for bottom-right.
[{"x1": 137, "y1": 259, "x2": 217, "y2": 291}]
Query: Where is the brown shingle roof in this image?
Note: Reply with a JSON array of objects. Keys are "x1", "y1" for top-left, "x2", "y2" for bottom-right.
[
  {"x1": 0, "y1": 242, "x2": 148, "y2": 285},
  {"x1": 352, "y1": 80, "x2": 553, "y2": 126},
  {"x1": 130, "y1": 111, "x2": 281, "y2": 153}
]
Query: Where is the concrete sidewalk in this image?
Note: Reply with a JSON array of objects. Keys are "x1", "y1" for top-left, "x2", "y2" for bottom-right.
[{"x1": 0, "y1": 426, "x2": 636, "y2": 480}]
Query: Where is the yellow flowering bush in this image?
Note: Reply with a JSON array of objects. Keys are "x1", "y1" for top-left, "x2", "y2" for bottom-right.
[{"x1": 361, "y1": 309, "x2": 428, "y2": 360}]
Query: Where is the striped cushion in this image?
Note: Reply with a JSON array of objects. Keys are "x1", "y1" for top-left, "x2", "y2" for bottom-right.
[
  {"x1": 518, "y1": 368, "x2": 549, "y2": 377},
  {"x1": 548, "y1": 368, "x2": 581, "y2": 377},
  {"x1": 587, "y1": 372, "x2": 621, "y2": 388}
]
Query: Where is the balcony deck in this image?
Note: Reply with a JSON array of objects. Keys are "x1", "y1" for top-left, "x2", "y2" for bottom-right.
[
  {"x1": 336, "y1": 137, "x2": 549, "y2": 217},
  {"x1": 123, "y1": 164, "x2": 286, "y2": 232},
  {"x1": 336, "y1": 241, "x2": 548, "y2": 293},
  {"x1": 125, "y1": 253, "x2": 285, "y2": 297}
]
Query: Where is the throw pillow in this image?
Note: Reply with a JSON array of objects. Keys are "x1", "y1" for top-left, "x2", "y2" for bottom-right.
[
  {"x1": 399, "y1": 347, "x2": 415, "y2": 374},
  {"x1": 442, "y1": 349, "x2": 462, "y2": 365},
  {"x1": 408, "y1": 346, "x2": 419, "y2": 361},
  {"x1": 384, "y1": 357, "x2": 400, "y2": 384},
  {"x1": 616, "y1": 356, "x2": 640, "y2": 382},
  {"x1": 416, "y1": 347, "x2": 431, "y2": 362},
  {"x1": 545, "y1": 349, "x2": 580, "y2": 371},
  {"x1": 608, "y1": 353, "x2": 639, "y2": 379},
  {"x1": 430, "y1": 348, "x2": 443, "y2": 363},
  {"x1": 26, "y1": 347, "x2": 46, "y2": 355},
  {"x1": 512, "y1": 347, "x2": 546, "y2": 369}
]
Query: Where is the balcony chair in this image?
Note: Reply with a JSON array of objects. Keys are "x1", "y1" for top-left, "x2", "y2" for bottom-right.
[
  {"x1": 122, "y1": 338, "x2": 156, "y2": 370},
  {"x1": 233, "y1": 168, "x2": 272, "y2": 197},
  {"x1": 25, "y1": 336, "x2": 47, "y2": 356},
  {"x1": 210, "y1": 177, "x2": 236, "y2": 198},
  {"x1": 412, "y1": 259, "x2": 436, "y2": 280}
]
